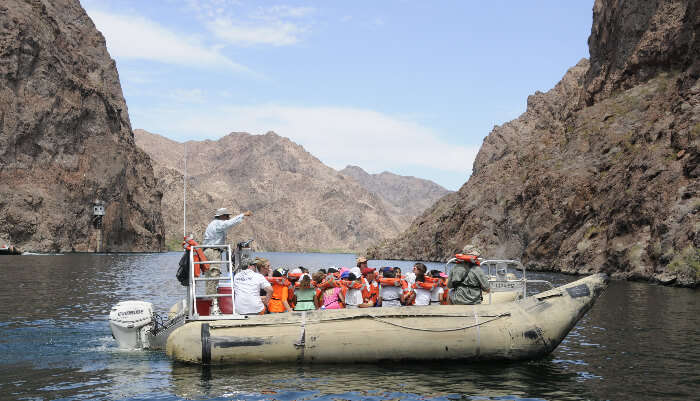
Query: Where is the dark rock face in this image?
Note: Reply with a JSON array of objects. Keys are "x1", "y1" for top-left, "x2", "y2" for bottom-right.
[
  {"x1": 584, "y1": 0, "x2": 699, "y2": 104},
  {"x1": 339, "y1": 165, "x2": 451, "y2": 230},
  {"x1": 0, "y1": 0, "x2": 164, "y2": 252},
  {"x1": 368, "y1": 0, "x2": 699, "y2": 287},
  {"x1": 135, "y1": 129, "x2": 400, "y2": 253}
]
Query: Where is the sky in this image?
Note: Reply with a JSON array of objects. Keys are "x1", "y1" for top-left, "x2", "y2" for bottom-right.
[{"x1": 82, "y1": 0, "x2": 593, "y2": 191}]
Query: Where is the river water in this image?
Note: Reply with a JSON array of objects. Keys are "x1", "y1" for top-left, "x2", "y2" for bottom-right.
[{"x1": 0, "y1": 252, "x2": 697, "y2": 401}]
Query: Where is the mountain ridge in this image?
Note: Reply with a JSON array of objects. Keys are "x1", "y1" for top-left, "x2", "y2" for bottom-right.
[{"x1": 136, "y1": 129, "x2": 435, "y2": 252}]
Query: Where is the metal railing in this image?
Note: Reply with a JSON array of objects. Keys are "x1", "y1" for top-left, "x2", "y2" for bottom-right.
[
  {"x1": 444, "y1": 258, "x2": 554, "y2": 302},
  {"x1": 187, "y1": 244, "x2": 245, "y2": 321}
]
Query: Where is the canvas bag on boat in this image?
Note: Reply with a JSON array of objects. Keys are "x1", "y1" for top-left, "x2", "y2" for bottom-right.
[{"x1": 176, "y1": 251, "x2": 189, "y2": 286}]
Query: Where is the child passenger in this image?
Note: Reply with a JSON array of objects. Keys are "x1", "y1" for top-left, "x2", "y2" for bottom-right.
[
  {"x1": 410, "y1": 263, "x2": 431, "y2": 306},
  {"x1": 293, "y1": 273, "x2": 317, "y2": 311},
  {"x1": 379, "y1": 268, "x2": 403, "y2": 307},
  {"x1": 343, "y1": 272, "x2": 364, "y2": 308},
  {"x1": 318, "y1": 282, "x2": 345, "y2": 309},
  {"x1": 267, "y1": 268, "x2": 292, "y2": 313},
  {"x1": 429, "y1": 270, "x2": 448, "y2": 305}
]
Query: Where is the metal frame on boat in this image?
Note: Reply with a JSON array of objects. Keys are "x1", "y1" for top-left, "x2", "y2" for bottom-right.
[{"x1": 444, "y1": 258, "x2": 554, "y2": 303}]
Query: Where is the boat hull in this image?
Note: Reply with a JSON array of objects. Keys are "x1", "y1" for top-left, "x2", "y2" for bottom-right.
[{"x1": 166, "y1": 273, "x2": 608, "y2": 364}]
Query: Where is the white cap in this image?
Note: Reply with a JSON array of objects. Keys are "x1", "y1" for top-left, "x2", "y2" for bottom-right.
[{"x1": 290, "y1": 268, "x2": 303, "y2": 275}]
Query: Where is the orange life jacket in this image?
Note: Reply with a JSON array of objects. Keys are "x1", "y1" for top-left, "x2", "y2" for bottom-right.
[
  {"x1": 362, "y1": 278, "x2": 379, "y2": 305},
  {"x1": 267, "y1": 283, "x2": 289, "y2": 313},
  {"x1": 317, "y1": 276, "x2": 340, "y2": 289},
  {"x1": 266, "y1": 276, "x2": 290, "y2": 286},
  {"x1": 183, "y1": 237, "x2": 209, "y2": 277},
  {"x1": 413, "y1": 280, "x2": 437, "y2": 290},
  {"x1": 455, "y1": 253, "x2": 480, "y2": 265},
  {"x1": 378, "y1": 277, "x2": 402, "y2": 286}
]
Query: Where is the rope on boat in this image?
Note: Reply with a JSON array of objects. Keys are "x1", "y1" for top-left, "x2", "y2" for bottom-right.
[
  {"x1": 209, "y1": 312, "x2": 512, "y2": 330},
  {"x1": 366, "y1": 312, "x2": 511, "y2": 332}
]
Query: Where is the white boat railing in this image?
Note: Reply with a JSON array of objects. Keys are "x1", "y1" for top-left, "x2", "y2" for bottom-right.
[{"x1": 188, "y1": 244, "x2": 246, "y2": 321}]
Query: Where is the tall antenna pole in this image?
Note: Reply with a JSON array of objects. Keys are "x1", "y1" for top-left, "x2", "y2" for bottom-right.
[{"x1": 183, "y1": 143, "x2": 187, "y2": 238}]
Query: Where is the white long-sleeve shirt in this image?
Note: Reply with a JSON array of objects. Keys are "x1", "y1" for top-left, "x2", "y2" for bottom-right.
[{"x1": 203, "y1": 213, "x2": 245, "y2": 246}]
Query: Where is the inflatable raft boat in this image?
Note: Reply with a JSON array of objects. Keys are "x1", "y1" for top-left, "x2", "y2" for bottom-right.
[
  {"x1": 164, "y1": 273, "x2": 607, "y2": 364},
  {"x1": 108, "y1": 242, "x2": 608, "y2": 365}
]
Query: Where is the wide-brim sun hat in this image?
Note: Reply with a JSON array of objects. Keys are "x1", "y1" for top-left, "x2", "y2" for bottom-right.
[
  {"x1": 214, "y1": 207, "x2": 231, "y2": 217},
  {"x1": 462, "y1": 244, "x2": 482, "y2": 257}
]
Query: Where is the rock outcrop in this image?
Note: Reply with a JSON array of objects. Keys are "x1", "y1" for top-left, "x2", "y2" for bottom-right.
[
  {"x1": 339, "y1": 165, "x2": 451, "y2": 230},
  {"x1": 135, "y1": 129, "x2": 401, "y2": 253},
  {"x1": 0, "y1": 0, "x2": 164, "y2": 252},
  {"x1": 368, "y1": 0, "x2": 699, "y2": 287}
]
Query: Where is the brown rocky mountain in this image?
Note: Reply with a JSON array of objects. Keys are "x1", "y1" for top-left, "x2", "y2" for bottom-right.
[
  {"x1": 340, "y1": 165, "x2": 451, "y2": 229},
  {"x1": 0, "y1": 0, "x2": 163, "y2": 252},
  {"x1": 134, "y1": 129, "x2": 401, "y2": 253},
  {"x1": 368, "y1": 0, "x2": 699, "y2": 287}
]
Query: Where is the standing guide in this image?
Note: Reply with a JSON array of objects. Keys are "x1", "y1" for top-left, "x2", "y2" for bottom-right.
[{"x1": 202, "y1": 207, "x2": 253, "y2": 296}]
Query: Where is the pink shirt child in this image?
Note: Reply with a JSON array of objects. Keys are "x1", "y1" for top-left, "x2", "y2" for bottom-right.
[{"x1": 321, "y1": 287, "x2": 343, "y2": 309}]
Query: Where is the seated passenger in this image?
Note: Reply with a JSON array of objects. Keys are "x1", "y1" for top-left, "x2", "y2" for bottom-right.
[
  {"x1": 379, "y1": 268, "x2": 403, "y2": 307},
  {"x1": 410, "y1": 263, "x2": 431, "y2": 306},
  {"x1": 267, "y1": 268, "x2": 292, "y2": 313},
  {"x1": 233, "y1": 260, "x2": 273, "y2": 315},
  {"x1": 293, "y1": 273, "x2": 317, "y2": 311},
  {"x1": 428, "y1": 270, "x2": 447, "y2": 305},
  {"x1": 287, "y1": 268, "x2": 303, "y2": 309},
  {"x1": 360, "y1": 267, "x2": 379, "y2": 308},
  {"x1": 343, "y1": 272, "x2": 364, "y2": 308},
  {"x1": 311, "y1": 271, "x2": 326, "y2": 308},
  {"x1": 317, "y1": 274, "x2": 345, "y2": 309}
]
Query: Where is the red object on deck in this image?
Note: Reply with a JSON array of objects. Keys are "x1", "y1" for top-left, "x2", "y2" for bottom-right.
[
  {"x1": 218, "y1": 286, "x2": 233, "y2": 314},
  {"x1": 195, "y1": 299, "x2": 211, "y2": 316}
]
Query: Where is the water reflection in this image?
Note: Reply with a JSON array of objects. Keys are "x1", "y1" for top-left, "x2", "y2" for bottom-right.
[{"x1": 168, "y1": 360, "x2": 605, "y2": 401}]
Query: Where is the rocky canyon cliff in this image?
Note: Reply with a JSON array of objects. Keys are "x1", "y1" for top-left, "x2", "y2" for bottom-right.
[
  {"x1": 369, "y1": 0, "x2": 699, "y2": 287},
  {"x1": 135, "y1": 129, "x2": 409, "y2": 253},
  {"x1": 0, "y1": 0, "x2": 164, "y2": 252}
]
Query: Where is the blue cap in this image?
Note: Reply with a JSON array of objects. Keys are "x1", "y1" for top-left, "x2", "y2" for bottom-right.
[{"x1": 340, "y1": 271, "x2": 350, "y2": 279}]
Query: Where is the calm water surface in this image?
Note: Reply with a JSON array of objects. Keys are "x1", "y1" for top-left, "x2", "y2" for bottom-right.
[{"x1": 0, "y1": 252, "x2": 697, "y2": 401}]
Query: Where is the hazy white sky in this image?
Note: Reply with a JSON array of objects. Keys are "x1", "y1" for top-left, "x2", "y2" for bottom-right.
[{"x1": 83, "y1": 0, "x2": 593, "y2": 190}]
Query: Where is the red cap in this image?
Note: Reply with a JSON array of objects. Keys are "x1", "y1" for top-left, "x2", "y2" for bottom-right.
[{"x1": 361, "y1": 267, "x2": 376, "y2": 275}]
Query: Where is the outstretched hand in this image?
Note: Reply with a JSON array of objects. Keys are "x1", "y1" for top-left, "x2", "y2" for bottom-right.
[{"x1": 244, "y1": 210, "x2": 253, "y2": 217}]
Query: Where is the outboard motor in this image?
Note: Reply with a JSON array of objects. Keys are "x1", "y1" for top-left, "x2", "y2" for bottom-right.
[{"x1": 109, "y1": 301, "x2": 154, "y2": 349}]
